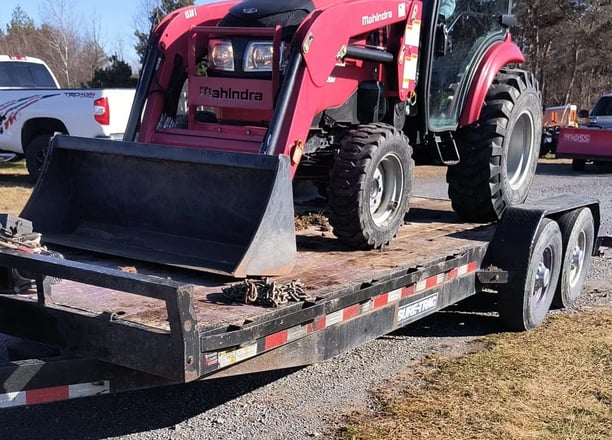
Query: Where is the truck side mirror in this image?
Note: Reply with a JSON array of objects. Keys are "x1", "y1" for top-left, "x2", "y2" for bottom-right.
[{"x1": 578, "y1": 109, "x2": 589, "y2": 118}]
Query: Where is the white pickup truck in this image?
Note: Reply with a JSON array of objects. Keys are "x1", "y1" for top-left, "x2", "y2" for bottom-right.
[{"x1": 0, "y1": 55, "x2": 135, "y2": 179}]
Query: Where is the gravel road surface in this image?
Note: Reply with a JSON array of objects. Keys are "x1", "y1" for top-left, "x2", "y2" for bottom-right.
[{"x1": 0, "y1": 159, "x2": 610, "y2": 440}]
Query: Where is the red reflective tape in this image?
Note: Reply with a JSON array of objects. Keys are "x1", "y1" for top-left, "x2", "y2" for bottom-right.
[
  {"x1": 402, "y1": 285, "x2": 415, "y2": 297},
  {"x1": 343, "y1": 304, "x2": 360, "y2": 321},
  {"x1": 447, "y1": 268, "x2": 458, "y2": 281},
  {"x1": 468, "y1": 261, "x2": 478, "y2": 273},
  {"x1": 264, "y1": 330, "x2": 288, "y2": 350},
  {"x1": 425, "y1": 275, "x2": 438, "y2": 289},
  {"x1": 313, "y1": 316, "x2": 326, "y2": 330},
  {"x1": 26, "y1": 386, "x2": 69, "y2": 405},
  {"x1": 373, "y1": 293, "x2": 389, "y2": 308}
]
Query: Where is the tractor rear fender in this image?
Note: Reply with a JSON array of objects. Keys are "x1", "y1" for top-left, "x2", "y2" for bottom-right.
[{"x1": 458, "y1": 34, "x2": 525, "y2": 127}]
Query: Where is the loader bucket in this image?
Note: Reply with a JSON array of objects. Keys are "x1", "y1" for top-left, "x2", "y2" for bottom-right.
[{"x1": 21, "y1": 136, "x2": 296, "y2": 277}]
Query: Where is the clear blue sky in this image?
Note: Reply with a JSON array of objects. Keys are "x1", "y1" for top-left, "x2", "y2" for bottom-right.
[{"x1": 0, "y1": 1, "x2": 212, "y2": 66}]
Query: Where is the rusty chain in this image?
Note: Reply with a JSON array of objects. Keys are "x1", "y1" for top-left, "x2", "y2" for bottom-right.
[{"x1": 222, "y1": 278, "x2": 311, "y2": 308}]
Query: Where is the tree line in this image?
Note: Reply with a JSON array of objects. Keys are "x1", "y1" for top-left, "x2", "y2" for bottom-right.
[{"x1": 0, "y1": 0, "x2": 610, "y2": 109}]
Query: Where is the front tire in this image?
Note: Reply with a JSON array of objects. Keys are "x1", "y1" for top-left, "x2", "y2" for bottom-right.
[
  {"x1": 25, "y1": 134, "x2": 52, "y2": 182},
  {"x1": 328, "y1": 123, "x2": 413, "y2": 249},
  {"x1": 447, "y1": 68, "x2": 541, "y2": 221},
  {"x1": 498, "y1": 218, "x2": 562, "y2": 331}
]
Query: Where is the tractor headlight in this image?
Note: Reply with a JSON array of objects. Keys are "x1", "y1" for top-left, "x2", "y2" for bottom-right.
[
  {"x1": 209, "y1": 39, "x2": 234, "y2": 71},
  {"x1": 244, "y1": 41, "x2": 290, "y2": 72}
]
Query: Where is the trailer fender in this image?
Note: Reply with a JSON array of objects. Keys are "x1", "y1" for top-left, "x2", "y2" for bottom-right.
[
  {"x1": 484, "y1": 195, "x2": 600, "y2": 330},
  {"x1": 459, "y1": 35, "x2": 525, "y2": 127}
]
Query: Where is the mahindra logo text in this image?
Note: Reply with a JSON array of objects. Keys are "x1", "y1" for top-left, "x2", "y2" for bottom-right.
[
  {"x1": 564, "y1": 133, "x2": 591, "y2": 143},
  {"x1": 362, "y1": 10, "x2": 393, "y2": 26},
  {"x1": 200, "y1": 86, "x2": 263, "y2": 101}
]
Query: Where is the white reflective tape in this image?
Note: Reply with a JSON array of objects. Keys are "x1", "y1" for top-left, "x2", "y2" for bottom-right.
[
  {"x1": 415, "y1": 279, "x2": 427, "y2": 292},
  {"x1": 69, "y1": 381, "x2": 110, "y2": 398},
  {"x1": 326, "y1": 310, "x2": 343, "y2": 326},
  {"x1": 287, "y1": 325, "x2": 308, "y2": 341},
  {"x1": 436, "y1": 273, "x2": 446, "y2": 285},
  {"x1": 458, "y1": 264, "x2": 468, "y2": 276},
  {"x1": 0, "y1": 391, "x2": 26, "y2": 408},
  {"x1": 388, "y1": 288, "x2": 402, "y2": 302},
  {"x1": 361, "y1": 300, "x2": 374, "y2": 313}
]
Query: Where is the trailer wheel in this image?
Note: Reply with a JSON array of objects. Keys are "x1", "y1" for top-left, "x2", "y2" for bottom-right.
[
  {"x1": 447, "y1": 69, "x2": 541, "y2": 221},
  {"x1": 498, "y1": 218, "x2": 562, "y2": 331},
  {"x1": 25, "y1": 134, "x2": 52, "y2": 182},
  {"x1": 552, "y1": 208, "x2": 594, "y2": 308},
  {"x1": 572, "y1": 159, "x2": 586, "y2": 171},
  {"x1": 328, "y1": 123, "x2": 413, "y2": 249}
]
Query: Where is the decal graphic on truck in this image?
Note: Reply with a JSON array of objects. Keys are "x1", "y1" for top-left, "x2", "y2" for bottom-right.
[{"x1": 0, "y1": 93, "x2": 60, "y2": 134}]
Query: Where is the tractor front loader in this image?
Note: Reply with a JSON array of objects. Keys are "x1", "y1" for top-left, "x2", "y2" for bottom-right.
[{"x1": 24, "y1": 0, "x2": 541, "y2": 277}]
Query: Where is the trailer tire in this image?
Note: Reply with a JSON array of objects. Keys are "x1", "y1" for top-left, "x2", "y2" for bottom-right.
[
  {"x1": 25, "y1": 134, "x2": 52, "y2": 182},
  {"x1": 498, "y1": 218, "x2": 562, "y2": 331},
  {"x1": 552, "y1": 208, "x2": 594, "y2": 309},
  {"x1": 328, "y1": 123, "x2": 413, "y2": 249},
  {"x1": 572, "y1": 159, "x2": 586, "y2": 171},
  {"x1": 447, "y1": 69, "x2": 541, "y2": 221}
]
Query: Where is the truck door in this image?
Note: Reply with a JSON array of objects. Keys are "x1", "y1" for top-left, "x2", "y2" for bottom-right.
[{"x1": 428, "y1": 0, "x2": 511, "y2": 131}]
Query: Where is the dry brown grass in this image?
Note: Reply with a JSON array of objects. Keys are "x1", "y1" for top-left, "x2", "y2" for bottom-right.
[
  {"x1": 0, "y1": 162, "x2": 32, "y2": 215},
  {"x1": 339, "y1": 311, "x2": 612, "y2": 440}
]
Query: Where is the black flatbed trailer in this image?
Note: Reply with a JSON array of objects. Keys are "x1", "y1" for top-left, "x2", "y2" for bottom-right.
[{"x1": 0, "y1": 196, "x2": 604, "y2": 408}]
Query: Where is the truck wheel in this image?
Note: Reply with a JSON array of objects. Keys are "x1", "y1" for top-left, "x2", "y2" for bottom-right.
[
  {"x1": 447, "y1": 69, "x2": 541, "y2": 221},
  {"x1": 572, "y1": 159, "x2": 586, "y2": 171},
  {"x1": 328, "y1": 123, "x2": 413, "y2": 249},
  {"x1": 498, "y1": 218, "x2": 562, "y2": 331},
  {"x1": 25, "y1": 134, "x2": 52, "y2": 182},
  {"x1": 552, "y1": 208, "x2": 594, "y2": 308}
]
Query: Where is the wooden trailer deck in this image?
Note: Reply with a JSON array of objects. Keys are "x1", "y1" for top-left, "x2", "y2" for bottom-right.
[{"x1": 11, "y1": 197, "x2": 493, "y2": 334}]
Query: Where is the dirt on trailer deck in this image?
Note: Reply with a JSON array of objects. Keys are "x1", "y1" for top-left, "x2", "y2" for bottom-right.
[{"x1": 10, "y1": 197, "x2": 492, "y2": 334}]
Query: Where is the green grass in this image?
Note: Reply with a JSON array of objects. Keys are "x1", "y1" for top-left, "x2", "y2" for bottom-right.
[{"x1": 338, "y1": 310, "x2": 612, "y2": 440}]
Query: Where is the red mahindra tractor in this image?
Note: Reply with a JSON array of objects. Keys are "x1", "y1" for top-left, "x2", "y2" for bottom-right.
[{"x1": 24, "y1": 0, "x2": 541, "y2": 277}]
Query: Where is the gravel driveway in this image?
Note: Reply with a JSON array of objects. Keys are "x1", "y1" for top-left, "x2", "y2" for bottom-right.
[{"x1": 0, "y1": 159, "x2": 610, "y2": 440}]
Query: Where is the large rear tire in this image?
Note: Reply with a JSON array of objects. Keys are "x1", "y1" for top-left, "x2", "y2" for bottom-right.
[
  {"x1": 328, "y1": 123, "x2": 413, "y2": 249},
  {"x1": 552, "y1": 208, "x2": 595, "y2": 309},
  {"x1": 447, "y1": 69, "x2": 541, "y2": 221},
  {"x1": 498, "y1": 218, "x2": 562, "y2": 331},
  {"x1": 25, "y1": 134, "x2": 52, "y2": 182}
]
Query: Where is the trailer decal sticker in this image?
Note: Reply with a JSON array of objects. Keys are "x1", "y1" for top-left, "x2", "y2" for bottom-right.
[
  {"x1": 204, "y1": 261, "x2": 477, "y2": 372},
  {"x1": 0, "y1": 381, "x2": 110, "y2": 408},
  {"x1": 397, "y1": 293, "x2": 438, "y2": 325}
]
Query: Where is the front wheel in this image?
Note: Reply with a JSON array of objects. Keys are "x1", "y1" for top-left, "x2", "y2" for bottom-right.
[
  {"x1": 25, "y1": 134, "x2": 53, "y2": 182},
  {"x1": 447, "y1": 69, "x2": 541, "y2": 221},
  {"x1": 328, "y1": 123, "x2": 413, "y2": 249},
  {"x1": 498, "y1": 218, "x2": 562, "y2": 331}
]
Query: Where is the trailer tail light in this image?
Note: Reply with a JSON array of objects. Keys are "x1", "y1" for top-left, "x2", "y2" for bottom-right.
[{"x1": 94, "y1": 97, "x2": 110, "y2": 125}]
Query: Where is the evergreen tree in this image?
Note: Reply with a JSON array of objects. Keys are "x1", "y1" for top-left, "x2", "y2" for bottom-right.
[{"x1": 88, "y1": 55, "x2": 138, "y2": 88}]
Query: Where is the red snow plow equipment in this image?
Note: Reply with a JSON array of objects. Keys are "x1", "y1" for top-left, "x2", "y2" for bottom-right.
[{"x1": 24, "y1": 0, "x2": 540, "y2": 277}]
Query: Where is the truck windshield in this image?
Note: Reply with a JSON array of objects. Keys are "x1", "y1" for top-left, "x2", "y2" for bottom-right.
[
  {"x1": 0, "y1": 61, "x2": 57, "y2": 88},
  {"x1": 591, "y1": 96, "x2": 612, "y2": 116}
]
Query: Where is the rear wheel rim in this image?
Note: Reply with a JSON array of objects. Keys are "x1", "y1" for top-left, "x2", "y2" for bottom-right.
[
  {"x1": 369, "y1": 152, "x2": 404, "y2": 227},
  {"x1": 568, "y1": 230, "x2": 587, "y2": 288},
  {"x1": 507, "y1": 111, "x2": 535, "y2": 191},
  {"x1": 534, "y1": 245, "x2": 555, "y2": 307}
]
